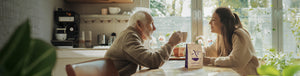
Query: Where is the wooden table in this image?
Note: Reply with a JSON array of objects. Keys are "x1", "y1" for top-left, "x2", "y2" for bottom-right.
[{"x1": 133, "y1": 60, "x2": 240, "y2": 76}]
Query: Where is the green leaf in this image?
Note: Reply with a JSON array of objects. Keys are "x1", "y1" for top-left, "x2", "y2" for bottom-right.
[
  {"x1": 257, "y1": 65, "x2": 280, "y2": 76},
  {"x1": 272, "y1": 28, "x2": 276, "y2": 31},
  {"x1": 282, "y1": 65, "x2": 300, "y2": 76},
  {"x1": 269, "y1": 48, "x2": 276, "y2": 53},
  {"x1": 297, "y1": 32, "x2": 300, "y2": 36},
  {"x1": 165, "y1": 33, "x2": 170, "y2": 37},
  {"x1": 22, "y1": 39, "x2": 56, "y2": 76},
  {"x1": 249, "y1": 8, "x2": 253, "y2": 11},
  {"x1": 291, "y1": 60, "x2": 300, "y2": 64},
  {"x1": 290, "y1": 9, "x2": 296, "y2": 13},
  {"x1": 0, "y1": 19, "x2": 56, "y2": 76},
  {"x1": 0, "y1": 19, "x2": 31, "y2": 76}
]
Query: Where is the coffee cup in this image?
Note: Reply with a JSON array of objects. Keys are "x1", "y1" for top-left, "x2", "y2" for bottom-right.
[
  {"x1": 181, "y1": 32, "x2": 187, "y2": 42},
  {"x1": 108, "y1": 7, "x2": 121, "y2": 15},
  {"x1": 56, "y1": 33, "x2": 67, "y2": 41}
]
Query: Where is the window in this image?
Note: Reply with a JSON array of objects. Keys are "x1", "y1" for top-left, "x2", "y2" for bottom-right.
[
  {"x1": 150, "y1": 0, "x2": 193, "y2": 48},
  {"x1": 283, "y1": 0, "x2": 300, "y2": 57},
  {"x1": 202, "y1": 0, "x2": 272, "y2": 57},
  {"x1": 149, "y1": 0, "x2": 300, "y2": 58}
]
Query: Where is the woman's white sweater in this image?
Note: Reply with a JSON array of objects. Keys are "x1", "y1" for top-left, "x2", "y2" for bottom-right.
[{"x1": 205, "y1": 28, "x2": 259, "y2": 76}]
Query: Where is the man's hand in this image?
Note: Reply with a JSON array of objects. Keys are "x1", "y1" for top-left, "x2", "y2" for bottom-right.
[{"x1": 167, "y1": 31, "x2": 182, "y2": 47}]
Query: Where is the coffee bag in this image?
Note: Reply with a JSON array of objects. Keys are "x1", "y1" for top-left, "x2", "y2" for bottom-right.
[{"x1": 185, "y1": 44, "x2": 203, "y2": 68}]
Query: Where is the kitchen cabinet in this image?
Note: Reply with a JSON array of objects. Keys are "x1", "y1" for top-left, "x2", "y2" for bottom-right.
[
  {"x1": 52, "y1": 49, "x2": 107, "y2": 76},
  {"x1": 65, "y1": 0, "x2": 133, "y2": 3}
]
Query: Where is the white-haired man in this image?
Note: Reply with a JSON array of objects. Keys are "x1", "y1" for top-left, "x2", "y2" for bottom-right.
[{"x1": 104, "y1": 11, "x2": 182, "y2": 76}]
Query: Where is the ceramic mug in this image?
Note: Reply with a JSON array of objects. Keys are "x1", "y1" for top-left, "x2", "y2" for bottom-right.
[
  {"x1": 108, "y1": 7, "x2": 121, "y2": 14},
  {"x1": 181, "y1": 32, "x2": 188, "y2": 42},
  {"x1": 56, "y1": 33, "x2": 67, "y2": 41}
]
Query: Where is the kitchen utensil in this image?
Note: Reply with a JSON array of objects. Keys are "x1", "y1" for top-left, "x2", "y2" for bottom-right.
[{"x1": 56, "y1": 33, "x2": 67, "y2": 41}]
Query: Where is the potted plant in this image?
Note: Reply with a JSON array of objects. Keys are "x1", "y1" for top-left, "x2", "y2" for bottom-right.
[
  {"x1": 173, "y1": 43, "x2": 185, "y2": 57},
  {"x1": 257, "y1": 48, "x2": 300, "y2": 76},
  {"x1": 0, "y1": 20, "x2": 56, "y2": 76}
]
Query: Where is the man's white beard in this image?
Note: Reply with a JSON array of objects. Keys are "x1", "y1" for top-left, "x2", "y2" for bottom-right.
[
  {"x1": 143, "y1": 36, "x2": 157, "y2": 51},
  {"x1": 143, "y1": 29, "x2": 152, "y2": 40},
  {"x1": 144, "y1": 34, "x2": 152, "y2": 40}
]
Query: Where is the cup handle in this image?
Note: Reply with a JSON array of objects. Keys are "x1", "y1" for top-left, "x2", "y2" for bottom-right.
[{"x1": 118, "y1": 8, "x2": 121, "y2": 12}]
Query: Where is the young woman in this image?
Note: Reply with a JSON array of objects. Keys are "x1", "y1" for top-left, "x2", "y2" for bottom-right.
[{"x1": 203, "y1": 7, "x2": 259, "y2": 75}]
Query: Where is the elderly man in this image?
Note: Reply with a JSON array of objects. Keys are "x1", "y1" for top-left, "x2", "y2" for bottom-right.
[{"x1": 104, "y1": 10, "x2": 182, "y2": 76}]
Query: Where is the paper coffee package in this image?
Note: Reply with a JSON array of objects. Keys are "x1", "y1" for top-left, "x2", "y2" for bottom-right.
[{"x1": 185, "y1": 44, "x2": 203, "y2": 68}]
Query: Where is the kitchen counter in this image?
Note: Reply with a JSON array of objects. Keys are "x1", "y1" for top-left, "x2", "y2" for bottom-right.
[
  {"x1": 56, "y1": 45, "x2": 110, "y2": 50},
  {"x1": 56, "y1": 46, "x2": 110, "y2": 58},
  {"x1": 53, "y1": 46, "x2": 110, "y2": 76},
  {"x1": 57, "y1": 49, "x2": 107, "y2": 58}
]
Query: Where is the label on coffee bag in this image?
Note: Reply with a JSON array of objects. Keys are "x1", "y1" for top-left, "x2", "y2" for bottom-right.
[{"x1": 185, "y1": 44, "x2": 203, "y2": 68}]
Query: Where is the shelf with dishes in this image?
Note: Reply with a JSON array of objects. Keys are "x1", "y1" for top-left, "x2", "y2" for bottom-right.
[{"x1": 80, "y1": 15, "x2": 130, "y2": 24}]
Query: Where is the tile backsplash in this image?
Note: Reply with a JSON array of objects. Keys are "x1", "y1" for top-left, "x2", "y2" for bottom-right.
[{"x1": 80, "y1": 15, "x2": 130, "y2": 45}]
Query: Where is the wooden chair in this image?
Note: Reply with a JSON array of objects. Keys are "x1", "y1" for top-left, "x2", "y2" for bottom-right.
[{"x1": 65, "y1": 58, "x2": 119, "y2": 76}]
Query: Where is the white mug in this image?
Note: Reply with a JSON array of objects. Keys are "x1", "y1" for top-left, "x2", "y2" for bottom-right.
[
  {"x1": 56, "y1": 33, "x2": 67, "y2": 41},
  {"x1": 108, "y1": 7, "x2": 121, "y2": 14}
]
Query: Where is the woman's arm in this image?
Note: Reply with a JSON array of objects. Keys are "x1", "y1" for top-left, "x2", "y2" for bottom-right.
[
  {"x1": 213, "y1": 31, "x2": 254, "y2": 69},
  {"x1": 204, "y1": 42, "x2": 218, "y2": 57}
]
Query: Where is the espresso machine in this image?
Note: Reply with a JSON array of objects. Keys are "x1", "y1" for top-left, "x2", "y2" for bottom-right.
[{"x1": 51, "y1": 8, "x2": 80, "y2": 48}]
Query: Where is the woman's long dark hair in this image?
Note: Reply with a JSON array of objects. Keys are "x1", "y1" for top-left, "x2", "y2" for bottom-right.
[{"x1": 214, "y1": 7, "x2": 243, "y2": 54}]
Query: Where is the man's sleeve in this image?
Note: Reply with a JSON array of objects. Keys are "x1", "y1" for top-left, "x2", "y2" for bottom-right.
[{"x1": 122, "y1": 33, "x2": 173, "y2": 69}]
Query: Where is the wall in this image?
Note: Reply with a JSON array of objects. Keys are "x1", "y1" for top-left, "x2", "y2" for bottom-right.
[
  {"x1": 66, "y1": 0, "x2": 149, "y2": 14},
  {"x1": 0, "y1": 0, "x2": 150, "y2": 48},
  {"x1": 79, "y1": 15, "x2": 131, "y2": 45},
  {"x1": 65, "y1": 0, "x2": 149, "y2": 45},
  {"x1": 0, "y1": 0, "x2": 65, "y2": 49}
]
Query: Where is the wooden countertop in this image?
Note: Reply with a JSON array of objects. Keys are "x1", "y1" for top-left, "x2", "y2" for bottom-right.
[
  {"x1": 133, "y1": 60, "x2": 239, "y2": 76},
  {"x1": 169, "y1": 56, "x2": 185, "y2": 60}
]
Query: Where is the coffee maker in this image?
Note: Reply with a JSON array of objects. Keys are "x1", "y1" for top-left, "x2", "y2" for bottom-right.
[{"x1": 51, "y1": 8, "x2": 80, "y2": 48}]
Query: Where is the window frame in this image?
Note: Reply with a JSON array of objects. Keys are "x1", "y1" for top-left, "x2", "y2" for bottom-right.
[
  {"x1": 272, "y1": 0, "x2": 283, "y2": 52},
  {"x1": 147, "y1": 0, "x2": 295, "y2": 56}
]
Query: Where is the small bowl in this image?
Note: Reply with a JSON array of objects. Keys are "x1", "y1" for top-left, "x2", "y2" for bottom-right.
[
  {"x1": 56, "y1": 33, "x2": 67, "y2": 41},
  {"x1": 109, "y1": 7, "x2": 121, "y2": 15}
]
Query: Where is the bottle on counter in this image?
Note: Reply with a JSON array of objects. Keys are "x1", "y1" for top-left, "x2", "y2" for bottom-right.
[
  {"x1": 79, "y1": 31, "x2": 85, "y2": 48},
  {"x1": 99, "y1": 33, "x2": 106, "y2": 45},
  {"x1": 108, "y1": 32, "x2": 116, "y2": 46},
  {"x1": 97, "y1": 33, "x2": 101, "y2": 45},
  {"x1": 85, "y1": 31, "x2": 92, "y2": 48}
]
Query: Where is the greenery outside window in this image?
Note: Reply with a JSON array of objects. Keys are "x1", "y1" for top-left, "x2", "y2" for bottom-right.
[{"x1": 150, "y1": 0, "x2": 300, "y2": 58}]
